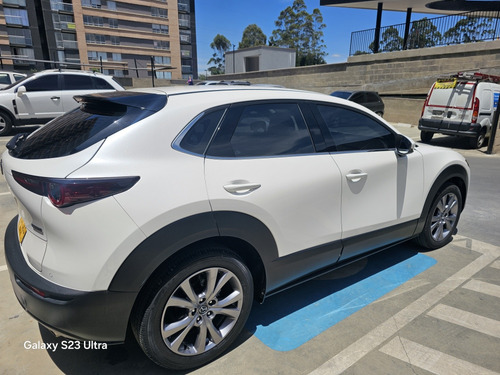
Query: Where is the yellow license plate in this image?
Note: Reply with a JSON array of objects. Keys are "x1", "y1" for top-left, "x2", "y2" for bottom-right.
[{"x1": 18, "y1": 217, "x2": 27, "y2": 244}]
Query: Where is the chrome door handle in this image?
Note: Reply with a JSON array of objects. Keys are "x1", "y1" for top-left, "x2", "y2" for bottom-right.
[
  {"x1": 346, "y1": 172, "x2": 368, "y2": 183},
  {"x1": 223, "y1": 183, "x2": 261, "y2": 194}
]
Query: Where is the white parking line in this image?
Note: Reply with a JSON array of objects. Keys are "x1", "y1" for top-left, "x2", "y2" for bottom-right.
[
  {"x1": 490, "y1": 260, "x2": 500, "y2": 270},
  {"x1": 380, "y1": 337, "x2": 499, "y2": 375},
  {"x1": 463, "y1": 279, "x2": 500, "y2": 299},
  {"x1": 0, "y1": 265, "x2": 7, "y2": 272},
  {"x1": 0, "y1": 191, "x2": 12, "y2": 196},
  {"x1": 309, "y1": 238, "x2": 500, "y2": 375},
  {"x1": 427, "y1": 304, "x2": 500, "y2": 339}
]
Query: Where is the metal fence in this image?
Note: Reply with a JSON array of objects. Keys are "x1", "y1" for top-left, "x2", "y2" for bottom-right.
[{"x1": 349, "y1": 10, "x2": 500, "y2": 56}]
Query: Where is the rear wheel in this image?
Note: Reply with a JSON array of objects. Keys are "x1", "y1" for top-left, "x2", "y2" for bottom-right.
[
  {"x1": 417, "y1": 183, "x2": 462, "y2": 249},
  {"x1": 420, "y1": 131, "x2": 433, "y2": 143},
  {"x1": 0, "y1": 111, "x2": 13, "y2": 136},
  {"x1": 132, "y1": 249, "x2": 253, "y2": 370},
  {"x1": 469, "y1": 128, "x2": 486, "y2": 149}
]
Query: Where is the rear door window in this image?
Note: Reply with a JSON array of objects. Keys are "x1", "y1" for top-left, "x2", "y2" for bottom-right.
[
  {"x1": 178, "y1": 108, "x2": 226, "y2": 155},
  {"x1": 62, "y1": 75, "x2": 94, "y2": 90},
  {"x1": 207, "y1": 102, "x2": 314, "y2": 157}
]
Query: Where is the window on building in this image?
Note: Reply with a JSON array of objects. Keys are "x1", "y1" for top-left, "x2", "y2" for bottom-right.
[
  {"x1": 83, "y1": 15, "x2": 104, "y2": 27},
  {"x1": 151, "y1": 7, "x2": 167, "y2": 18},
  {"x1": 152, "y1": 24, "x2": 169, "y2": 34},
  {"x1": 4, "y1": 8, "x2": 29, "y2": 26},
  {"x1": 153, "y1": 40, "x2": 170, "y2": 50},
  {"x1": 7, "y1": 28, "x2": 32, "y2": 46},
  {"x1": 156, "y1": 71, "x2": 172, "y2": 79},
  {"x1": 82, "y1": 0, "x2": 101, "y2": 8},
  {"x1": 88, "y1": 51, "x2": 108, "y2": 61},
  {"x1": 110, "y1": 36, "x2": 120, "y2": 45},
  {"x1": 112, "y1": 53, "x2": 121, "y2": 61},
  {"x1": 11, "y1": 47, "x2": 34, "y2": 64},
  {"x1": 86, "y1": 33, "x2": 106, "y2": 45},
  {"x1": 178, "y1": 13, "x2": 190, "y2": 28},
  {"x1": 108, "y1": 18, "x2": 118, "y2": 28},
  {"x1": 154, "y1": 56, "x2": 171, "y2": 65},
  {"x1": 107, "y1": 0, "x2": 116, "y2": 10}
]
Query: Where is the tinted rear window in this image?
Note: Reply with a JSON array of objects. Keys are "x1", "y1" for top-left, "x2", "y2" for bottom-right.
[{"x1": 9, "y1": 91, "x2": 166, "y2": 159}]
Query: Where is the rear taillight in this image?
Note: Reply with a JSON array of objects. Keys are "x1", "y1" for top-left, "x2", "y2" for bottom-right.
[
  {"x1": 472, "y1": 97, "x2": 480, "y2": 124},
  {"x1": 12, "y1": 171, "x2": 139, "y2": 208}
]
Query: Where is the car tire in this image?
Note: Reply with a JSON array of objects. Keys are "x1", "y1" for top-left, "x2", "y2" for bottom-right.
[
  {"x1": 417, "y1": 183, "x2": 462, "y2": 250},
  {"x1": 0, "y1": 111, "x2": 13, "y2": 136},
  {"x1": 420, "y1": 131, "x2": 433, "y2": 143},
  {"x1": 132, "y1": 248, "x2": 254, "y2": 370},
  {"x1": 469, "y1": 129, "x2": 486, "y2": 149}
]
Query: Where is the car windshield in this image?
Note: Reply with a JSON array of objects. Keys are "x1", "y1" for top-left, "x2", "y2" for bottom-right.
[{"x1": 330, "y1": 91, "x2": 352, "y2": 99}]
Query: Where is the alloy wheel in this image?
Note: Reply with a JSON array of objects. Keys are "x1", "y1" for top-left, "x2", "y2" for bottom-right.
[
  {"x1": 430, "y1": 192, "x2": 459, "y2": 242},
  {"x1": 160, "y1": 267, "x2": 243, "y2": 356}
]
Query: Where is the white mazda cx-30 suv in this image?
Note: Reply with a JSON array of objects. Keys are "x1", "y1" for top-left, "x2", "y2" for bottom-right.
[{"x1": 2, "y1": 86, "x2": 469, "y2": 370}]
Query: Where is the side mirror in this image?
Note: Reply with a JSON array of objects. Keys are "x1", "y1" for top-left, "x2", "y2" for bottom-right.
[
  {"x1": 16, "y1": 85, "x2": 26, "y2": 96},
  {"x1": 396, "y1": 134, "x2": 414, "y2": 156}
]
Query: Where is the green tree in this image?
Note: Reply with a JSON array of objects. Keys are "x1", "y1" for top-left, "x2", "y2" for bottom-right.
[
  {"x1": 239, "y1": 24, "x2": 267, "y2": 49},
  {"x1": 369, "y1": 26, "x2": 403, "y2": 53},
  {"x1": 207, "y1": 34, "x2": 231, "y2": 75},
  {"x1": 443, "y1": 16, "x2": 496, "y2": 44},
  {"x1": 269, "y1": 0, "x2": 327, "y2": 66},
  {"x1": 407, "y1": 18, "x2": 442, "y2": 49}
]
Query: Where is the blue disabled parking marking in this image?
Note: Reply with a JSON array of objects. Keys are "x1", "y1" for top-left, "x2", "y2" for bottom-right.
[{"x1": 246, "y1": 250, "x2": 436, "y2": 351}]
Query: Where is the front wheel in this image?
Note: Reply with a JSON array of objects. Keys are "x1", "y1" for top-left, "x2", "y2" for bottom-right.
[
  {"x1": 417, "y1": 183, "x2": 462, "y2": 249},
  {"x1": 132, "y1": 249, "x2": 254, "y2": 370}
]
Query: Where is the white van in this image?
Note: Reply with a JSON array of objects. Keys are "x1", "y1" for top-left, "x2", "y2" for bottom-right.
[{"x1": 418, "y1": 72, "x2": 500, "y2": 148}]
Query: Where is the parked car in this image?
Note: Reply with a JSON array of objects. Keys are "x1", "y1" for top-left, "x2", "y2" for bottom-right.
[
  {"x1": 0, "y1": 69, "x2": 124, "y2": 136},
  {"x1": 0, "y1": 71, "x2": 26, "y2": 88},
  {"x1": 2, "y1": 86, "x2": 469, "y2": 370},
  {"x1": 196, "y1": 80, "x2": 251, "y2": 86},
  {"x1": 330, "y1": 90, "x2": 385, "y2": 116},
  {"x1": 418, "y1": 72, "x2": 500, "y2": 148}
]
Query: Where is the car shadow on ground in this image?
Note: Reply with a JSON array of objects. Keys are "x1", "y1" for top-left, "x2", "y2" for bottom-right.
[
  {"x1": 420, "y1": 135, "x2": 489, "y2": 152},
  {"x1": 39, "y1": 241, "x2": 425, "y2": 374}
]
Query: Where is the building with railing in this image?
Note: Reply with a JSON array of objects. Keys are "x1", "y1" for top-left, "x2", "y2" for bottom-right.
[
  {"x1": 349, "y1": 10, "x2": 500, "y2": 56},
  {"x1": 0, "y1": 0, "x2": 198, "y2": 79}
]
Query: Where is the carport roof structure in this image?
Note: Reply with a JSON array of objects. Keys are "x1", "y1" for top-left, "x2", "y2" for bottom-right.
[{"x1": 319, "y1": 0, "x2": 500, "y2": 14}]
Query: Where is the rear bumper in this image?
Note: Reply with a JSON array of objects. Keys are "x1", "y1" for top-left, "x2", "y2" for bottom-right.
[
  {"x1": 418, "y1": 118, "x2": 481, "y2": 138},
  {"x1": 4, "y1": 216, "x2": 137, "y2": 343}
]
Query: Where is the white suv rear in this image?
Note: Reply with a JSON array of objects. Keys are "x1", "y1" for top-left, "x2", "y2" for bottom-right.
[
  {"x1": 2, "y1": 86, "x2": 469, "y2": 370},
  {"x1": 0, "y1": 69, "x2": 124, "y2": 136}
]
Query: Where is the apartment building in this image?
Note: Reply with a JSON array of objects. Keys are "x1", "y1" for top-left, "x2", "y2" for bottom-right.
[{"x1": 0, "y1": 0, "x2": 197, "y2": 80}]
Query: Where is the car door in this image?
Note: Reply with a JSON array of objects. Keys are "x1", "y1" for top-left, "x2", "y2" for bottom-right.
[
  {"x1": 204, "y1": 101, "x2": 343, "y2": 263},
  {"x1": 15, "y1": 74, "x2": 64, "y2": 120},
  {"x1": 60, "y1": 74, "x2": 116, "y2": 113},
  {"x1": 313, "y1": 103, "x2": 424, "y2": 260}
]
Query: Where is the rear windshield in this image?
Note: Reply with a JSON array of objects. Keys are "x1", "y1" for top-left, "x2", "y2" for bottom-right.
[
  {"x1": 8, "y1": 91, "x2": 166, "y2": 159},
  {"x1": 428, "y1": 81, "x2": 475, "y2": 109}
]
